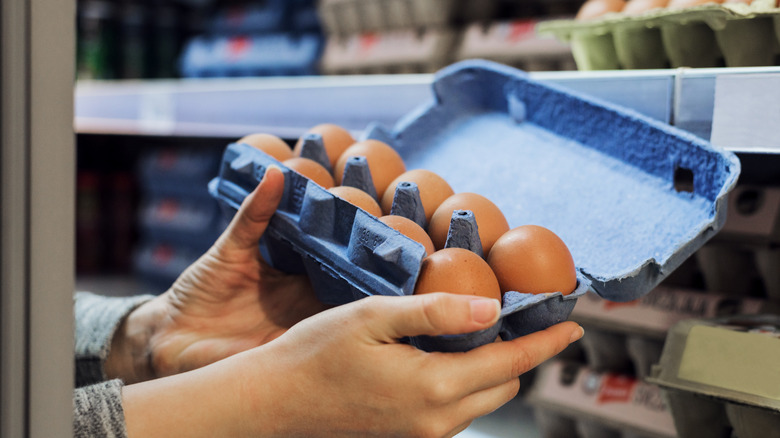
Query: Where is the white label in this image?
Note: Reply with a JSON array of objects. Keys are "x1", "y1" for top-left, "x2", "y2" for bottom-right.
[
  {"x1": 711, "y1": 74, "x2": 780, "y2": 152},
  {"x1": 138, "y1": 91, "x2": 175, "y2": 135}
]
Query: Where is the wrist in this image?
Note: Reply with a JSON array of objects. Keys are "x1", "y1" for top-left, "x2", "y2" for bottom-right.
[
  {"x1": 123, "y1": 356, "x2": 251, "y2": 438},
  {"x1": 105, "y1": 296, "x2": 166, "y2": 384}
]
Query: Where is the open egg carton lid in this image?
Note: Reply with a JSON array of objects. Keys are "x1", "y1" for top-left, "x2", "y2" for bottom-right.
[
  {"x1": 364, "y1": 59, "x2": 740, "y2": 303},
  {"x1": 209, "y1": 59, "x2": 738, "y2": 351}
]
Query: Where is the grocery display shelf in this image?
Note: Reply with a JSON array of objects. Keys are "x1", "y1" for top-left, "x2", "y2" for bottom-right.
[{"x1": 75, "y1": 66, "x2": 780, "y2": 154}]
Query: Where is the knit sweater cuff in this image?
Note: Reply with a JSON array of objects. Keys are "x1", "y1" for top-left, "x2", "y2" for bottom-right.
[
  {"x1": 73, "y1": 379, "x2": 128, "y2": 438},
  {"x1": 74, "y1": 291, "x2": 155, "y2": 387}
]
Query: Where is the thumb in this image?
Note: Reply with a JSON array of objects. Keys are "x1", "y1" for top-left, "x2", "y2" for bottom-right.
[
  {"x1": 220, "y1": 165, "x2": 285, "y2": 252},
  {"x1": 362, "y1": 293, "x2": 501, "y2": 342}
]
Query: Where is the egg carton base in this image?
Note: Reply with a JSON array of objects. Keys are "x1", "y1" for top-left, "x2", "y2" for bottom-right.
[
  {"x1": 540, "y1": 5, "x2": 780, "y2": 70},
  {"x1": 210, "y1": 141, "x2": 589, "y2": 352}
]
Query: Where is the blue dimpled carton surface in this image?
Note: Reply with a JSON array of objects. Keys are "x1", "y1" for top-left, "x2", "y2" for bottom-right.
[
  {"x1": 209, "y1": 59, "x2": 740, "y2": 352},
  {"x1": 367, "y1": 59, "x2": 740, "y2": 302}
]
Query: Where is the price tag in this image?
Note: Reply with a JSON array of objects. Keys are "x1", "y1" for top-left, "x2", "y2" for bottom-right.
[
  {"x1": 139, "y1": 91, "x2": 175, "y2": 135},
  {"x1": 710, "y1": 74, "x2": 780, "y2": 152}
]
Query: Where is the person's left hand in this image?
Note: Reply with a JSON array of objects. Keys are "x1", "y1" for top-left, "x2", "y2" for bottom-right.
[{"x1": 107, "y1": 166, "x2": 328, "y2": 383}]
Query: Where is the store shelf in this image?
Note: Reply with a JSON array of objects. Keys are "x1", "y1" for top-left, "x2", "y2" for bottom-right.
[{"x1": 75, "y1": 67, "x2": 780, "y2": 153}]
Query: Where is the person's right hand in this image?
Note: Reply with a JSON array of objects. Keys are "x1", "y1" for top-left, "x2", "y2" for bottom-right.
[{"x1": 122, "y1": 292, "x2": 583, "y2": 438}]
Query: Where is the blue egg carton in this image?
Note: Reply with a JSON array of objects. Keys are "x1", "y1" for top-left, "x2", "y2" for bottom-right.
[
  {"x1": 138, "y1": 148, "x2": 220, "y2": 201},
  {"x1": 179, "y1": 33, "x2": 323, "y2": 78},
  {"x1": 209, "y1": 1, "x2": 289, "y2": 35},
  {"x1": 209, "y1": 59, "x2": 740, "y2": 352}
]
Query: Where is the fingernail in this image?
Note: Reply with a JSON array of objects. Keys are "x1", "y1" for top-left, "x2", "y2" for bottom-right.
[
  {"x1": 470, "y1": 299, "x2": 500, "y2": 324},
  {"x1": 570, "y1": 326, "x2": 585, "y2": 343},
  {"x1": 266, "y1": 164, "x2": 282, "y2": 174}
]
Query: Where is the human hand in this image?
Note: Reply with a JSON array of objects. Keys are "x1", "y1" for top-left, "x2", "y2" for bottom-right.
[
  {"x1": 122, "y1": 292, "x2": 583, "y2": 438},
  {"x1": 106, "y1": 166, "x2": 328, "y2": 383}
]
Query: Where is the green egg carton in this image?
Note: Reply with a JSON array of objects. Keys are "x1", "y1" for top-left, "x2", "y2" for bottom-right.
[
  {"x1": 538, "y1": 1, "x2": 780, "y2": 70},
  {"x1": 648, "y1": 315, "x2": 780, "y2": 438}
]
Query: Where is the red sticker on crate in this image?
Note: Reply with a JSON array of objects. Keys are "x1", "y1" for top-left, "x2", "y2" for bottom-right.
[
  {"x1": 598, "y1": 374, "x2": 636, "y2": 404},
  {"x1": 360, "y1": 33, "x2": 379, "y2": 52},
  {"x1": 508, "y1": 21, "x2": 536, "y2": 42}
]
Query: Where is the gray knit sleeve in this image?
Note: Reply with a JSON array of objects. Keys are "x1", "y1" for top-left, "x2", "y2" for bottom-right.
[
  {"x1": 74, "y1": 291, "x2": 154, "y2": 387},
  {"x1": 74, "y1": 379, "x2": 128, "y2": 438}
]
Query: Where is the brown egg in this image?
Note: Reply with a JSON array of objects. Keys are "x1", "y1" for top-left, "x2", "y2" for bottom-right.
[
  {"x1": 623, "y1": 0, "x2": 670, "y2": 14},
  {"x1": 414, "y1": 248, "x2": 502, "y2": 301},
  {"x1": 379, "y1": 215, "x2": 436, "y2": 256},
  {"x1": 282, "y1": 157, "x2": 335, "y2": 189},
  {"x1": 380, "y1": 169, "x2": 455, "y2": 222},
  {"x1": 487, "y1": 225, "x2": 577, "y2": 296},
  {"x1": 334, "y1": 140, "x2": 406, "y2": 197},
  {"x1": 428, "y1": 193, "x2": 510, "y2": 256},
  {"x1": 327, "y1": 186, "x2": 382, "y2": 217},
  {"x1": 667, "y1": 0, "x2": 722, "y2": 8},
  {"x1": 237, "y1": 133, "x2": 293, "y2": 162},
  {"x1": 576, "y1": 0, "x2": 627, "y2": 19},
  {"x1": 293, "y1": 124, "x2": 355, "y2": 168}
]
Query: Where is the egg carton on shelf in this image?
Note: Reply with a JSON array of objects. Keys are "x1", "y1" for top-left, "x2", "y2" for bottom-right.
[
  {"x1": 208, "y1": 0, "x2": 290, "y2": 35},
  {"x1": 137, "y1": 147, "x2": 220, "y2": 201},
  {"x1": 179, "y1": 33, "x2": 323, "y2": 78},
  {"x1": 319, "y1": 28, "x2": 458, "y2": 75},
  {"x1": 527, "y1": 360, "x2": 677, "y2": 438},
  {"x1": 455, "y1": 19, "x2": 577, "y2": 72},
  {"x1": 694, "y1": 183, "x2": 780, "y2": 301},
  {"x1": 538, "y1": 0, "x2": 780, "y2": 70},
  {"x1": 138, "y1": 196, "x2": 224, "y2": 253},
  {"x1": 647, "y1": 315, "x2": 780, "y2": 438},
  {"x1": 210, "y1": 59, "x2": 739, "y2": 352},
  {"x1": 132, "y1": 240, "x2": 203, "y2": 292},
  {"x1": 317, "y1": 0, "x2": 497, "y2": 36},
  {"x1": 571, "y1": 284, "x2": 768, "y2": 378}
]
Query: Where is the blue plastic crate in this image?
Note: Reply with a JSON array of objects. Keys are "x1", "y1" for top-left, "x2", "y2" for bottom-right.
[{"x1": 209, "y1": 60, "x2": 740, "y2": 352}]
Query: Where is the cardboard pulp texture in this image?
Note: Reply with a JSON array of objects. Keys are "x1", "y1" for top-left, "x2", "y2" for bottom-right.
[
  {"x1": 210, "y1": 60, "x2": 740, "y2": 352},
  {"x1": 317, "y1": 0, "x2": 496, "y2": 36},
  {"x1": 648, "y1": 315, "x2": 780, "y2": 438},
  {"x1": 538, "y1": 1, "x2": 780, "y2": 70}
]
